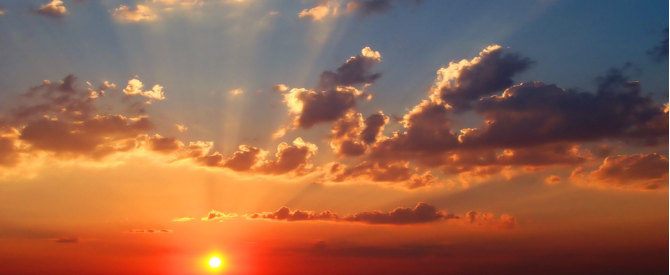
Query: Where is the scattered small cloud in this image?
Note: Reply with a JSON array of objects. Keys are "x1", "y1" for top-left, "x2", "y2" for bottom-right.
[
  {"x1": 298, "y1": 1, "x2": 339, "y2": 21},
  {"x1": 128, "y1": 229, "x2": 173, "y2": 233},
  {"x1": 544, "y1": 175, "x2": 561, "y2": 185},
  {"x1": 112, "y1": 4, "x2": 157, "y2": 22},
  {"x1": 122, "y1": 78, "x2": 166, "y2": 101},
  {"x1": 175, "y1": 124, "x2": 188, "y2": 133},
  {"x1": 51, "y1": 236, "x2": 78, "y2": 243},
  {"x1": 172, "y1": 217, "x2": 195, "y2": 222},
  {"x1": 201, "y1": 210, "x2": 238, "y2": 221},
  {"x1": 37, "y1": 0, "x2": 67, "y2": 18},
  {"x1": 228, "y1": 88, "x2": 244, "y2": 96}
]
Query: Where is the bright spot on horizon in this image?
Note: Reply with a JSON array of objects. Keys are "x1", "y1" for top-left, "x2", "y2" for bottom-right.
[{"x1": 208, "y1": 256, "x2": 222, "y2": 269}]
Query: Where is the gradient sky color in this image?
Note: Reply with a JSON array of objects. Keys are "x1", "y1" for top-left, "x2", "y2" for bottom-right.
[{"x1": 0, "y1": 0, "x2": 668, "y2": 274}]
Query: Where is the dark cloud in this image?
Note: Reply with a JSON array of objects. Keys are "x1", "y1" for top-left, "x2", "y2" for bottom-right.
[
  {"x1": 343, "y1": 202, "x2": 453, "y2": 224},
  {"x1": 222, "y1": 145, "x2": 263, "y2": 171},
  {"x1": 52, "y1": 237, "x2": 78, "y2": 243},
  {"x1": 461, "y1": 79, "x2": 667, "y2": 148},
  {"x1": 147, "y1": 135, "x2": 181, "y2": 153},
  {"x1": 317, "y1": 47, "x2": 382, "y2": 90},
  {"x1": 19, "y1": 116, "x2": 151, "y2": 158},
  {"x1": 258, "y1": 138, "x2": 318, "y2": 175},
  {"x1": 249, "y1": 207, "x2": 338, "y2": 221},
  {"x1": 283, "y1": 47, "x2": 381, "y2": 129},
  {"x1": 647, "y1": 28, "x2": 668, "y2": 62},
  {"x1": 329, "y1": 112, "x2": 387, "y2": 157},
  {"x1": 322, "y1": 46, "x2": 667, "y2": 186},
  {"x1": 434, "y1": 45, "x2": 533, "y2": 112},
  {"x1": 369, "y1": 101, "x2": 459, "y2": 166},
  {"x1": 360, "y1": 112, "x2": 388, "y2": 144},
  {"x1": 347, "y1": 0, "x2": 421, "y2": 17},
  {"x1": 250, "y1": 202, "x2": 459, "y2": 225},
  {"x1": 573, "y1": 153, "x2": 669, "y2": 190},
  {"x1": 289, "y1": 86, "x2": 366, "y2": 129}
]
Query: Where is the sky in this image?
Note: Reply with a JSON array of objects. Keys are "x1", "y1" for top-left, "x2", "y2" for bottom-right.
[{"x1": 0, "y1": 0, "x2": 668, "y2": 274}]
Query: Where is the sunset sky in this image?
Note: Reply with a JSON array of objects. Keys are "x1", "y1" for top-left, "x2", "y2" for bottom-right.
[{"x1": 0, "y1": 0, "x2": 668, "y2": 274}]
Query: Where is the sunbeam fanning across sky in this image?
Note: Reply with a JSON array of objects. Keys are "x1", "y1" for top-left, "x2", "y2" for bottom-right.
[{"x1": 0, "y1": 0, "x2": 668, "y2": 274}]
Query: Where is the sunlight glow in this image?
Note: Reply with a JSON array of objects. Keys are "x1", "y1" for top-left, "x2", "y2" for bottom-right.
[{"x1": 208, "y1": 256, "x2": 222, "y2": 268}]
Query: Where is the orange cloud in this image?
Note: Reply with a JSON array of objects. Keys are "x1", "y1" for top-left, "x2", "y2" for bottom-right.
[
  {"x1": 122, "y1": 78, "x2": 165, "y2": 101},
  {"x1": 239, "y1": 202, "x2": 515, "y2": 227},
  {"x1": 113, "y1": 5, "x2": 157, "y2": 22},
  {"x1": 37, "y1": 0, "x2": 67, "y2": 18},
  {"x1": 572, "y1": 153, "x2": 668, "y2": 190},
  {"x1": 298, "y1": 1, "x2": 339, "y2": 21}
]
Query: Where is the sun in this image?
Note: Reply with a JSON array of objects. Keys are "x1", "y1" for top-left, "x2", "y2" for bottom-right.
[
  {"x1": 205, "y1": 254, "x2": 228, "y2": 272},
  {"x1": 208, "y1": 256, "x2": 222, "y2": 268}
]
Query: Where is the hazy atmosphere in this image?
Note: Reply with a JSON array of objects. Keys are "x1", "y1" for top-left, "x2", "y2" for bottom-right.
[{"x1": 0, "y1": 0, "x2": 668, "y2": 274}]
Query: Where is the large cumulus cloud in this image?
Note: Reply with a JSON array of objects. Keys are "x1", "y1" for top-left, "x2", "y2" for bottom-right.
[
  {"x1": 322, "y1": 45, "x2": 667, "y2": 188},
  {"x1": 281, "y1": 47, "x2": 381, "y2": 129}
]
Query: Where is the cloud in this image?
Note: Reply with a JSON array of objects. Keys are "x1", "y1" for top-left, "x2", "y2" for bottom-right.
[
  {"x1": 273, "y1": 84, "x2": 289, "y2": 92},
  {"x1": 128, "y1": 229, "x2": 173, "y2": 233},
  {"x1": 368, "y1": 100, "x2": 459, "y2": 166},
  {"x1": 249, "y1": 202, "x2": 451, "y2": 224},
  {"x1": 147, "y1": 135, "x2": 181, "y2": 153},
  {"x1": 430, "y1": 44, "x2": 533, "y2": 112},
  {"x1": 460, "y1": 79, "x2": 667, "y2": 148},
  {"x1": 249, "y1": 207, "x2": 338, "y2": 221},
  {"x1": 150, "y1": 0, "x2": 203, "y2": 9},
  {"x1": 545, "y1": 175, "x2": 561, "y2": 185},
  {"x1": 175, "y1": 123, "x2": 188, "y2": 133},
  {"x1": 315, "y1": 45, "x2": 668, "y2": 188},
  {"x1": 298, "y1": 1, "x2": 339, "y2": 21},
  {"x1": 122, "y1": 78, "x2": 166, "y2": 101},
  {"x1": 327, "y1": 160, "x2": 437, "y2": 189},
  {"x1": 113, "y1": 5, "x2": 158, "y2": 22},
  {"x1": 52, "y1": 236, "x2": 79, "y2": 243},
  {"x1": 202, "y1": 210, "x2": 238, "y2": 221},
  {"x1": 328, "y1": 111, "x2": 389, "y2": 157},
  {"x1": 463, "y1": 211, "x2": 516, "y2": 229},
  {"x1": 5, "y1": 75, "x2": 156, "y2": 160},
  {"x1": 360, "y1": 111, "x2": 388, "y2": 144},
  {"x1": 0, "y1": 136, "x2": 20, "y2": 167},
  {"x1": 284, "y1": 86, "x2": 366, "y2": 129},
  {"x1": 279, "y1": 47, "x2": 381, "y2": 129},
  {"x1": 228, "y1": 88, "x2": 244, "y2": 96},
  {"x1": 245, "y1": 202, "x2": 515, "y2": 227},
  {"x1": 172, "y1": 217, "x2": 195, "y2": 222},
  {"x1": 37, "y1": 0, "x2": 67, "y2": 18},
  {"x1": 572, "y1": 153, "x2": 668, "y2": 190},
  {"x1": 346, "y1": 0, "x2": 421, "y2": 17},
  {"x1": 257, "y1": 138, "x2": 318, "y2": 175},
  {"x1": 19, "y1": 115, "x2": 152, "y2": 158},
  {"x1": 647, "y1": 28, "x2": 668, "y2": 62},
  {"x1": 342, "y1": 202, "x2": 453, "y2": 224},
  {"x1": 222, "y1": 145, "x2": 264, "y2": 171},
  {"x1": 189, "y1": 138, "x2": 317, "y2": 176},
  {"x1": 317, "y1": 46, "x2": 382, "y2": 90}
]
